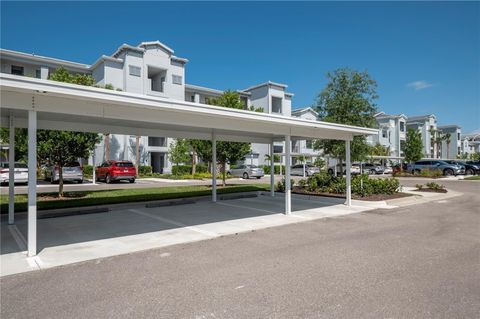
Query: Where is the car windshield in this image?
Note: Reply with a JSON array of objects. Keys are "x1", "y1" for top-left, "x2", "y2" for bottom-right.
[
  {"x1": 65, "y1": 162, "x2": 80, "y2": 167},
  {"x1": 115, "y1": 162, "x2": 134, "y2": 167},
  {"x1": 246, "y1": 165, "x2": 258, "y2": 168}
]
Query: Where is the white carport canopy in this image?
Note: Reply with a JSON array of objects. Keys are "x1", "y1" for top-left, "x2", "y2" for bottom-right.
[{"x1": 1, "y1": 74, "x2": 377, "y2": 256}]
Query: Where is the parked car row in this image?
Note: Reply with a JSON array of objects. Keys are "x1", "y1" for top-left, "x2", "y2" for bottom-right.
[{"x1": 406, "y1": 159, "x2": 466, "y2": 176}]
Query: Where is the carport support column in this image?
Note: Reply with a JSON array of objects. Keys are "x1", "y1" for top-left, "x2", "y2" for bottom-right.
[
  {"x1": 212, "y1": 132, "x2": 217, "y2": 202},
  {"x1": 8, "y1": 115, "x2": 15, "y2": 224},
  {"x1": 27, "y1": 110, "x2": 37, "y2": 257},
  {"x1": 285, "y1": 135, "x2": 291, "y2": 215},
  {"x1": 270, "y1": 142, "x2": 275, "y2": 197},
  {"x1": 345, "y1": 139, "x2": 352, "y2": 207}
]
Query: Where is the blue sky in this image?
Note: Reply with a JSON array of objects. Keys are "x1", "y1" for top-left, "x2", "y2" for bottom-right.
[{"x1": 1, "y1": 1, "x2": 479, "y2": 132}]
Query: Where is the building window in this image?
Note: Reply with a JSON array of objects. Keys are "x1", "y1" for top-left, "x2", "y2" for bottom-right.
[
  {"x1": 271, "y1": 96, "x2": 282, "y2": 114},
  {"x1": 306, "y1": 140, "x2": 313, "y2": 149},
  {"x1": 11, "y1": 65, "x2": 24, "y2": 76},
  {"x1": 129, "y1": 65, "x2": 141, "y2": 77},
  {"x1": 35, "y1": 69, "x2": 41, "y2": 79},
  {"x1": 190, "y1": 95, "x2": 195, "y2": 102},
  {"x1": 382, "y1": 129, "x2": 388, "y2": 138},
  {"x1": 400, "y1": 121, "x2": 405, "y2": 132},
  {"x1": 148, "y1": 137, "x2": 166, "y2": 147},
  {"x1": 172, "y1": 75, "x2": 183, "y2": 85},
  {"x1": 457, "y1": 132, "x2": 460, "y2": 140},
  {"x1": 273, "y1": 145, "x2": 283, "y2": 154}
]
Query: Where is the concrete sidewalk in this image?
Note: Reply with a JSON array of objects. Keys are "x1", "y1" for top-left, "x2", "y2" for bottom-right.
[{"x1": 1, "y1": 195, "x2": 375, "y2": 277}]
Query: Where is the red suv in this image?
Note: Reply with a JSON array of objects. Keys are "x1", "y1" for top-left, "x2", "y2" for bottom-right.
[{"x1": 95, "y1": 161, "x2": 137, "y2": 183}]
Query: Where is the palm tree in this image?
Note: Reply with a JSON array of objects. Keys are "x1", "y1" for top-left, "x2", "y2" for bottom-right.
[
  {"x1": 104, "y1": 133, "x2": 110, "y2": 161},
  {"x1": 428, "y1": 128, "x2": 437, "y2": 157},
  {"x1": 444, "y1": 133, "x2": 451, "y2": 159},
  {"x1": 435, "y1": 135, "x2": 444, "y2": 159}
]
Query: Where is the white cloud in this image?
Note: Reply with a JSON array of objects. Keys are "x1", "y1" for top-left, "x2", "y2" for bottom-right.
[{"x1": 406, "y1": 80, "x2": 434, "y2": 91}]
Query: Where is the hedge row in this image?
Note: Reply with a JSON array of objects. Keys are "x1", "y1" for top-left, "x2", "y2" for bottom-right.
[{"x1": 172, "y1": 164, "x2": 208, "y2": 176}]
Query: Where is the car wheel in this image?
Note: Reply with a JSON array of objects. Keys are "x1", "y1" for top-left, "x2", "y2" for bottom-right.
[
  {"x1": 243, "y1": 172, "x2": 249, "y2": 179},
  {"x1": 370, "y1": 169, "x2": 376, "y2": 175},
  {"x1": 106, "y1": 174, "x2": 112, "y2": 184},
  {"x1": 78, "y1": 179, "x2": 83, "y2": 184},
  {"x1": 443, "y1": 168, "x2": 454, "y2": 176},
  {"x1": 256, "y1": 176, "x2": 261, "y2": 179},
  {"x1": 129, "y1": 178, "x2": 135, "y2": 183},
  {"x1": 465, "y1": 168, "x2": 474, "y2": 175}
]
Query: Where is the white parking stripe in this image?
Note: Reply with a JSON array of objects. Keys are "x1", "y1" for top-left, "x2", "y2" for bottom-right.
[
  {"x1": 215, "y1": 201, "x2": 278, "y2": 215},
  {"x1": 128, "y1": 209, "x2": 218, "y2": 237},
  {"x1": 8, "y1": 225, "x2": 27, "y2": 251}
]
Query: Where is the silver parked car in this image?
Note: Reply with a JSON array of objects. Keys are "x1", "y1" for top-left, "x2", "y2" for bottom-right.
[
  {"x1": 44, "y1": 161, "x2": 84, "y2": 184},
  {"x1": 0, "y1": 162, "x2": 28, "y2": 185},
  {"x1": 291, "y1": 164, "x2": 320, "y2": 176},
  {"x1": 228, "y1": 164, "x2": 264, "y2": 179}
]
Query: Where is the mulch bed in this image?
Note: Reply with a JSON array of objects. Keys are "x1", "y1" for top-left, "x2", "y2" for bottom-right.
[
  {"x1": 414, "y1": 188, "x2": 448, "y2": 193},
  {"x1": 292, "y1": 187, "x2": 413, "y2": 201}
]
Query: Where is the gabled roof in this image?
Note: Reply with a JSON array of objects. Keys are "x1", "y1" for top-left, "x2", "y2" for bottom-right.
[
  {"x1": 111, "y1": 44, "x2": 145, "y2": 58},
  {"x1": 242, "y1": 81, "x2": 288, "y2": 92},
  {"x1": 138, "y1": 41, "x2": 174, "y2": 54},
  {"x1": 375, "y1": 112, "x2": 407, "y2": 120},
  {"x1": 291, "y1": 107, "x2": 319, "y2": 117},
  {"x1": 438, "y1": 124, "x2": 461, "y2": 130},
  {"x1": 406, "y1": 114, "x2": 436, "y2": 122}
]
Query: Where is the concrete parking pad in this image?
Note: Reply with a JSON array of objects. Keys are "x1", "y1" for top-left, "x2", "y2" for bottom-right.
[{"x1": 1, "y1": 195, "x2": 376, "y2": 276}]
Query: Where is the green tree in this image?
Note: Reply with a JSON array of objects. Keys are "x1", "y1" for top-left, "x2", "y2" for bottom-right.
[
  {"x1": 168, "y1": 139, "x2": 190, "y2": 168},
  {"x1": 313, "y1": 68, "x2": 378, "y2": 164},
  {"x1": 49, "y1": 66, "x2": 95, "y2": 86},
  {"x1": 37, "y1": 130, "x2": 100, "y2": 196},
  {"x1": 370, "y1": 143, "x2": 390, "y2": 156},
  {"x1": 206, "y1": 91, "x2": 251, "y2": 186},
  {"x1": 404, "y1": 128, "x2": 423, "y2": 163},
  {"x1": 443, "y1": 133, "x2": 451, "y2": 159},
  {"x1": 0, "y1": 128, "x2": 28, "y2": 162}
]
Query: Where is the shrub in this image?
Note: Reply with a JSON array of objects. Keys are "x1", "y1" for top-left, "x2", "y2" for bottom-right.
[
  {"x1": 297, "y1": 179, "x2": 307, "y2": 189},
  {"x1": 263, "y1": 165, "x2": 286, "y2": 175},
  {"x1": 426, "y1": 182, "x2": 444, "y2": 190},
  {"x1": 83, "y1": 164, "x2": 93, "y2": 176},
  {"x1": 276, "y1": 178, "x2": 295, "y2": 192},
  {"x1": 138, "y1": 165, "x2": 152, "y2": 176},
  {"x1": 420, "y1": 168, "x2": 443, "y2": 178},
  {"x1": 172, "y1": 164, "x2": 208, "y2": 176},
  {"x1": 297, "y1": 173, "x2": 400, "y2": 197},
  {"x1": 415, "y1": 184, "x2": 423, "y2": 190}
]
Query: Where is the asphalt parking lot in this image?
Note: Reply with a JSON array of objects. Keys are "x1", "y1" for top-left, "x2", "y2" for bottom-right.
[{"x1": 1, "y1": 179, "x2": 478, "y2": 318}]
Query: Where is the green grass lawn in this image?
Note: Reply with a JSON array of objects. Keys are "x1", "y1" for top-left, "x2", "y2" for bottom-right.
[
  {"x1": 464, "y1": 175, "x2": 480, "y2": 181},
  {"x1": 0, "y1": 184, "x2": 269, "y2": 213}
]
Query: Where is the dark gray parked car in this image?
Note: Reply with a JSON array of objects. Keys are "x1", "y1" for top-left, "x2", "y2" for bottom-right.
[{"x1": 406, "y1": 159, "x2": 464, "y2": 176}]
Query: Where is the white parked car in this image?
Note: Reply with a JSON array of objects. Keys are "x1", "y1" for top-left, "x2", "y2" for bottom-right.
[
  {"x1": 291, "y1": 164, "x2": 320, "y2": 176},
  {"x1": 0, "y1": 162, "x2": 28, "y2": 185},
  {"x1": 383, "y1": 166, "x2": 393, "y2": 174},
  {"x1": 327, "y1": 163, "x2": 361, "y2": 176}
]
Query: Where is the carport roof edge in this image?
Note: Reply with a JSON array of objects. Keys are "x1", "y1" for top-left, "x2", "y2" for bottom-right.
[{"x1": 0, "y1": 74, "x2": 377, "y2": 140}]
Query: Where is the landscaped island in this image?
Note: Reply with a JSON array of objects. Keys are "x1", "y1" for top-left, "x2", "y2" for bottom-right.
[{"x1": 279, "y1": 173, "x2": 409, "y2": 201}]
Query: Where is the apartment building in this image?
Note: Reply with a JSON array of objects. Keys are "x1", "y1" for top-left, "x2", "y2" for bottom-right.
[
  {"x1": 406, "y1": 114, "x2": 438, "y2": 158},
  {"x1": 367, "y1": 112, "x2": 407, "y2": 158},
  {"x1": 437, "y1": 125, "x2": 462, "y2": 159},
  {"x1": 0, "y1": 41, "x2": 293, "y2": 172}
]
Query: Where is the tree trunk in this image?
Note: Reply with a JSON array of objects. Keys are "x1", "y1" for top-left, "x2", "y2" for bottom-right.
[
  {"x1": 104, "y1": 134, "x2": 110, "y2": 161},
  {"x1": 58, "y1": 165, "x2": 64, "y2": 197},
  {"x1": 222, "y1": 162, "x2": 226, "y2": 187},
  {"x1": 191, "y1": 148, "x2": 196, "y2": 177},
  {"x1": 135, "y1": 136, "x2": 140, "y2": 178}
]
